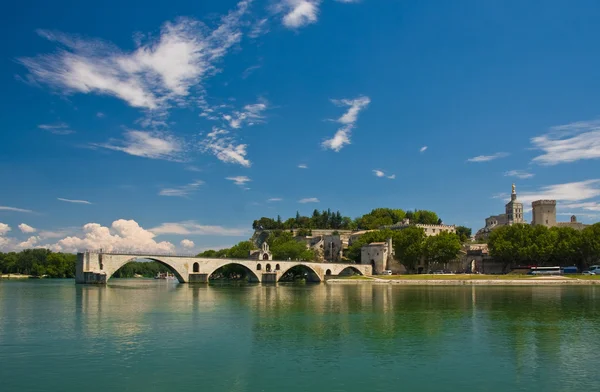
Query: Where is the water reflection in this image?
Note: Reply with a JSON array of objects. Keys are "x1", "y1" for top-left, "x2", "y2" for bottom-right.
[{"x1": 1, "y1": 280, "x2": 599, "y2": 392}]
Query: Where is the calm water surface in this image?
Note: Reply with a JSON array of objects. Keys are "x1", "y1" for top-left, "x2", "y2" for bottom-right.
[{"x1": 0, "y1": 280, "x2": 599, "y2": 392}]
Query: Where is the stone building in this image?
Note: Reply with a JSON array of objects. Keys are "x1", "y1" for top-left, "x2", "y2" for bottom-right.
[
  {"x1": 361, "y1": 238, "x2": 394, "y2": 274},
  {"x1": 475, "y1": 183, "x2": 524, "y2": 240},
  {"x1": 381, "y1": 218, "x2": 456, "y2": 237},
  {"x1": 531, "y1": 200, "x2": 588, "y2": 230},
  {"x1": 249, "y1": 242, "x2": 273, "y2": 261},
  {"x1": 505, "y1": 183, "x2": 524, "y2": 224}
]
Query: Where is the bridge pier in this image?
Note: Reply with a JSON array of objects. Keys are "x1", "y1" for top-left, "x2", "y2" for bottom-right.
[{"x1": 189, "y1": 273, "x2": 209, "y2": 283}]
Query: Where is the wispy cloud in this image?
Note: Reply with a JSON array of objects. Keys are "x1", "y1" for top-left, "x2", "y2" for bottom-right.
[
  {"x1": 420, "y1": 146, "x2": 428, "y2": 153},
  {"x1": 150, "y1": 220, "x2": 249, "y2": 236},
  {"x1": 267, "y1": 198, "x2": 282, "y2": 202},
  {"x1": 58, "y1": 198, "x2": 92, "y2": 204},
  {"x1": 242, "y1": 64, "x2": 261, "y2": 79},
  {"x1": 0, "y1": 206, "x2": 33, "y2": 213},
  {"x1": 96, "y1": 112, "x2": 105, "y2": 118},
  {"x1": 516, "y1": 180, "x2": 600, "y2": 204},
  {"x1": 277, "y1": 0, "x2": 321, "y2": 29},
  {"x1": 94, "y1": 130, "x2": 184, "y2": 161},
  {"x1": 201, "y1": 128, "x2": 251, "y2": 167},
  {"x1": 18, "y1": 1, "x2": 252, "y2": 114},
  {"x1": 226, "y1": 176, "x2": 251, "y2": 187},
  {"x1": 159, "y1": 180, "x2": 204, "y2": 197},
  {"x1": 18, "y1": 223, "x2": 37, "y2": 233},
  {"x1": 531, "y1": 120, "x2": 600, "y2": 165},
  {"x1": 38, "y1": 123, "x2": 74, "y2": 135},
  {"x1": 298, "y1": 163, "x2": 308, "y2": 169},
  {"x1": 504, "y1": 170, "x2": 534, "y2": 179},
  {"x1": 372, "y1": 169, "x2": 395, "y2": 179},
  {"x1": 299, "y1": 197, "x2": 319, "y2": 203},
  {"x1": 222, "y1": 101, "x2": 268, "y2": 129},
  {"x1": 185, "y1": 165, "x2": 203, "y2": 172},
  {"x1": 467, "y1": 152, "x2": 509, "y2": 163},
  {"x1": 322, "y1": 96, "x2": 370, "y2": 152}
]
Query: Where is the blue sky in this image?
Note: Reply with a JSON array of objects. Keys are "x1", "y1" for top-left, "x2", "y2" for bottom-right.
[{"x1": 1, "y1": 0, "x2": 600, "y2": 253}]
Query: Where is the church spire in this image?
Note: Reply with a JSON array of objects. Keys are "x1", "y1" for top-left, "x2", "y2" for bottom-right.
[{"x1": 511, "y1": 183, "x2": 517, "y2": 201}]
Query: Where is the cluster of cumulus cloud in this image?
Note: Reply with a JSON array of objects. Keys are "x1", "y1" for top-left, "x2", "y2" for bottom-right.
[{"x1": 0, "y1": 220, "x2": 197, "y2": 254}]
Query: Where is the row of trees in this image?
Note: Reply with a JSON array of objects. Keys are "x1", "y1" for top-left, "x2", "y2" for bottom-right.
[
  {"x1": 345, "y1": 227, "x2": 462, "y2": 272},
  {"x1": 0, "y1": 249, "x2": 77, "y2": 278},
  {"x1": 488, "y1": 223, "x2": 600, "y2": 270},
  {"x1": 252, "y1": 208, "x2": 444, "y2": 231}
]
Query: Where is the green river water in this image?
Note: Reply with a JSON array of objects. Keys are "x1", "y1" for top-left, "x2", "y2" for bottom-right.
[{"x1": 0, "y1": 279, "x2": 599, "y2": 391}]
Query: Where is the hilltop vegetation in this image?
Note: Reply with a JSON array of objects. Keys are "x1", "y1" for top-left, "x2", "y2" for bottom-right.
[{"x1": 252, "y1": 208, "x2": 443, "y2": 231}]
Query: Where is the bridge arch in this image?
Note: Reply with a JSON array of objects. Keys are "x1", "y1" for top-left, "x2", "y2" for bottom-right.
[
  {"x1": 106, "y1": 257, "x2": 186, "y2": 283},
  {"x1": 277, "y1": 263, "x2": 322, "y2": 282},
  {"x1": 207, "y1": 262, "x2": 261, "y2": 283},
  {"x1": 338, "y1": 266, "x2": 364, "y2": 276}
]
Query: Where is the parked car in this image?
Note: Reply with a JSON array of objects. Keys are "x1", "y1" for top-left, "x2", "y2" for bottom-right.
[
  {"x1": 381, "y1": 270, "x2": 392, "y2": 275},
  {"x1": 583, "y1": 265, "x2": 600, "y2": 275}
]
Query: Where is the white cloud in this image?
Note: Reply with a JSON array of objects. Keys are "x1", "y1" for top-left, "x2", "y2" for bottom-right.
[
  {"x1": 335, "y1": 0, "x2": 360, "y2": 2},
  {"x1": 531, "y1": 120, "x2": 600, "y2": 165},
  {"x1": 201, "y1": 128, "x2": 251, "y2": 167},
  {"x1": 267, "y1": 198, "x2": 282, "y2": 202},
  {"x1": 226, "y1": 176, "x2": 251, "y2": 186},
  {"x1": 159, "y1": 180, "x2": 204, "y2": 197},
  {"x1": 18, "y1": 236, "x2": 40, "y2": 249},
  {"x1": 0, "y1": 223, "x2": 10, "y2": 236},
  {"x1": 95, "y1": 130, "x2": 184, "y2": 161},
  {"x1": 58, "y1": 198, "x2": 92, "y2": 204},
  {"x1": 299, "y1": 197, "x2": 319, "y2": 203},
  {"x1": 38, "y1": 123, "x2": 75, "y2": 135},
  {"x1": 278, "y1": 0, "x2": 321, "y2": 28},
  {"x1": 297, "y1": 163, "x2": 308, "y2": 169},
  {"x1": 18, "y1": 223, "x2": 36, "y2": 233},
  {"x1": 50, "y1": 219, "x2": 175, "y2": 253},
  {"x1": 96, "y1": 112, "x2": 105, "y2": 118},
  {"x1": 420, "y1": 146, "x2": 428, "y2": 153},
  {"x1": 18, "y1": 1, "x2": 252, "y2": 113},
  {"x1": 322, "y1": 96, "x2": 370, "y2": 152},
  {"x1": 223, "y1": 101, "x2": 268, "y2": 129},
  {"x1": 504, "y1": 170, "x2": 534, "y2": 179},
  {"x1": 0, "y1": 206, "x2": 33, "y2": 213},
  {"x1": 373, "y1": 169, "x2": 395, "y2": 179},
  {"x1": 180, "y1": 239, "x2": 195, "y2": 249},
  {"x1": 150, "y1": 221, "x2": 249, "y2": 236},
  {"x1": 560, "y1": 202, "x2": 600, "y2": 212},
  {"x1": 322, "y1": 125, "x2": 353, "y2": 152},
  {"x1": 467, "y1": 152, "x2": 509, "y2": 162},
  {"x1": 517, "y1": 180, "x2": 600, "y2": 204}
]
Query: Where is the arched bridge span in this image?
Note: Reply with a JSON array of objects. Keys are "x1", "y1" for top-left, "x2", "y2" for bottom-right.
[{"x1": 76, "y1": 251, "x2": 372, "y2": 284}]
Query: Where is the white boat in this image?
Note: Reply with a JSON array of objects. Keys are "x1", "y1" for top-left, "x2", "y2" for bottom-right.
[{"x1": 154, "y1": 272, "x2": 176, "y2": 280}]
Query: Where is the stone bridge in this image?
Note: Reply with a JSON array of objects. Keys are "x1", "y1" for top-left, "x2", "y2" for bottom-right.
[{"x1": 75, "y1": 251, "x2": 372, "y2": 284}]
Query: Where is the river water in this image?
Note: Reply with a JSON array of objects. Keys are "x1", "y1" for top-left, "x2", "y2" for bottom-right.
[{"x1": 0, "y1": 280, "x2": 599, "y2": 392}]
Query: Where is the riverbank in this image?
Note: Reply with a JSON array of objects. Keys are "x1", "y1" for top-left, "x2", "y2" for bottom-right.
[
  {"x1": 328, "y1": 274, "x2": 600, "y2": 285},
  {"x1": 0, "y1": 273, "x2": 33, "y2": 279}
]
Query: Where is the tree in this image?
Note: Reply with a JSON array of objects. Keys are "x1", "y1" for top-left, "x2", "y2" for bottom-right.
[
  {"x1": 226, "y1": 241, "x2": 256, "y2": 259},
  {"x1": 423, "y1": 232, "x2": 461, "y2": 271},
  {"x1": 393, "y1": 226, "x2": 426, "y2": 272},
  {"x1": 455, "y1": 226, "x2": 472, "y2": 243},
  {"x1": 355, "y1": 208, "x2": 406, "y2": 229}
]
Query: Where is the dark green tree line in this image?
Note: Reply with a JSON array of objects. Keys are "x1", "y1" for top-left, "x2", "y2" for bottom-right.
[{"x1": 0, "y1": 249, "x2": 76, "y2": 278}]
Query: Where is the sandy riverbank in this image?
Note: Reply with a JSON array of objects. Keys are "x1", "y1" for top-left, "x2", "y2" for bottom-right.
[
  {"x1": 327, "y1": 275, "x2": 600, "y2": 285},
  {"x1": 0, "y1": 274, "x2": 33, "y2": 279}
]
